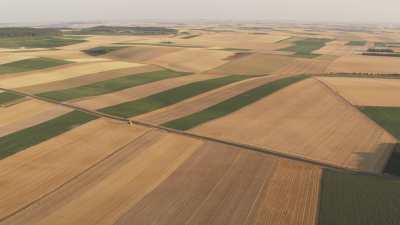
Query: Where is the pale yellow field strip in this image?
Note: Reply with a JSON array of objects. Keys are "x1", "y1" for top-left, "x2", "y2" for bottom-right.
[
  {"x1": 0, "y1": 99, "x2": 72, "y2": 137},
  {"x1": 247, "y1": 159, "x2": 321, "y2": 225},
  {"x1": 72, "y1": 74, "x2": 219, "y2": 110},
  {"x1": 326, "y1": 54, "x2": 400, "y2": 74},
  {"x1": 0, "y1": 118, "x2": 150, "y2": 219},
  {"x1": 147, "y1": 48, "x2": 234, "y2": 72},
  {"x1": 0, "y1": 61, "x2": 143, "y2": 89},
  {"x1": 134, "y1": 75, "x2": 283, "y2": 124},
  {"x1": 0, "y1": 54, "x2": 35, "y2": 65},
  {"x1": 192, "y1": 78, "x2": 397, "y2": 172},
  {"x1": 318, "y1": 77, "x2": 400, "y2": 107}
]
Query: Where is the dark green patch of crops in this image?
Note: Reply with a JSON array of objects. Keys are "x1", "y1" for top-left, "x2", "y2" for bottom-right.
[
  {"x1": 318, "y1": 169, "x2": 400, "y2": 225},
  {"x1": 0, "y1": 91, "x2": 24, "y2": 105},
  {"x1": 163, "y1": 75, "x2": 307, "y2": 130},
  {"x1": 99, "y1": 75, "x2": 250, "y2": 118},
  {"x1": 346, "y1": 40, "x2": 367, "y2": 46},
  {"x1": 0, "y1": 57, "x2": 71, "y2": 75},
  {"x1": 0, "y1": 37, "x2": 85, "y2": 49},
  {"x1": 82, "y1": 46, "x2": 128, "y2": 56},
  {"x1": 360, "y1": 106, "x2": 400, "y2": 140},
  {"x1": 38, "y1": 70, "x2": 189, "y2": 101},
  {"x1": 279, "y1": 38, "x2": 332, "y2": 58},
  {"x1": 384, "y1": 145, "x2": 400, "y2": 176},
  {"x1": 0, "y1": 110, "x2": 97, "y2": 159}
]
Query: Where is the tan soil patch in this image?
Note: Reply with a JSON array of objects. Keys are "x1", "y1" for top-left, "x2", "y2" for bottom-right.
[
  {"x1": 135, "y1": 75, "x2": 284, "y2": 124},
  {"x1": 192, "y1": 78, "x2": 397, "y2": 173},
  {"x1": 0, "y1": 118, "x2": 149, "y2": 219},
  {"x1": 274, "y1": 57, "x2": 334, "y2": 75},
  {"x1": 0, "y1": 55, "x2": 35, "y2": 65},
  {"x1": 147, "y1": 48, "x2": 234, "y2": 73},
  {"x1": 72, "y1": 74, "x2": 219, "y2": 110},
  {"x1": 0, "y1": 61, "x2": 142, "y2": 89},
  {"x1": 0, "y1": 99, "x2": 72, "y2": 137},
  {"x1": 18, "y1": 65, "x2": 161, "y2": 94},
  {"x1": 211, "y1": 53, "x2": 295, "y2": 75},
  {"x1": 314, "y1": 40, "x2": 361, "y2": 56},
  {"x1": 318, "y1": 77, "x2": 400, "y2": 107},
  {"x1": 326, "y1": 54, "x2": 400, "y2": 74},
  {"x1": 107, "y1": 46, "x2": 184, "y2": 62}
]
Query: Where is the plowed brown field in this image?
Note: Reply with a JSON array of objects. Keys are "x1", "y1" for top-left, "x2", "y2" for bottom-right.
[{"x1": 192, "y1": 78, "x2": 397, "y2": 172}]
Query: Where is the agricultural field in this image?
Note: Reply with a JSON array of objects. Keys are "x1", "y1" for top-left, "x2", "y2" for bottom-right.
[{"x1": 0, "y1": 23, "x2": 400, "y2": 225}]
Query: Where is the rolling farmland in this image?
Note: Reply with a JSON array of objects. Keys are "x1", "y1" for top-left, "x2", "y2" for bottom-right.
[{"x1": 0, "y1": 23, "x2": 400, "y2": 225}]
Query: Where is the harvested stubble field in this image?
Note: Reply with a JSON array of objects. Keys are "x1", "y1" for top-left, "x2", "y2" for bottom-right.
[
  {"x1": 71, "y1": 73, "x2": 219, "y2": 110},
  {"x1": 106, "y1": 45, "x2": 183, "y2": 62},
  {"x1": 0, "y1": 125, "x2": 322, "y2": 225},
  {"x1": 37, "y1": 69, "x2": 189, "y2": 101},
  {"x1": 99, "y1": 75, "x2": 249, "y2": 118},
  {"x1": 135, "y1": 75, "x2": 285, "y2": 125},
  {"x1": 0, "y1": 61, "x2": 142, "y2": 89},
  {"x1": 210, "y1": 53, "x2": 295, "y2": 75},
  {"x1": 326, "y1": 54, "x2": 400, "y2": 74},
  {"x1": 0, "y1": 110, "x2": 97, "y2": 159},
  {"x1": 164, "y1": 75, "x2": 307, "y2": 130},
  {"x1": 0, "y1": 99, "x2": 72, "y2": 138},
  {"x1": 147, "y1": 48, "x2": 234, "y2": 73},
  {"x1": 17, "y1": 65, "x2": 162, "y2": 94},
  {"x1": 191, "y1": 78, "x2": 397, "y2": 173},
  {"x1": 318, "y1": 77, "x2": 400, "y2": 107}
]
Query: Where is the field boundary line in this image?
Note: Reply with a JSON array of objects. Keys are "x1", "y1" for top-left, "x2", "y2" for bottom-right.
[
  {"x1": 1, "y1": 87, "x2": 399, "y2": 180},
  {"x1": 0, "y1": 128, "x2": 156, "y2": 222}
]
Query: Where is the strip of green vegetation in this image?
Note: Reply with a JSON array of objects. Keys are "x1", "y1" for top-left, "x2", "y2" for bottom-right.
[
  {"x1": 0, "y1": 27, "x2": 61, "y2": 38},
  {"x1": 360, "y1": 106, "x2": 400, "y2": 140},
  {"x1": 384, "y1": 147, "x2": 400, "y2": 176},
  {"x1": 363, "y1": 52, "x2": 400, "y2": 57},
  {"x1": 164, "y1": 75, "x2": 307, "y2": 130},
  {"x1": 0, "y1": 37, "x2": 85, "y2": 49},
  {"x1": 181, "y1": 34, "x2": 200, "y2": 39},
  {"x1": 69, "y1": 26, "x2": 178, "y2": 35},
  {"x1": 82, "y1": 46, "x2": 128, "y2": 56},
  {"x1": 99, "y1": 75, "x2": 250, "y2": 118},
  {"x1": 0, "y1": 57, "x2": 71, "y2": 75},
  {"x1": 279, "y1": 38, "x2": 332, "y2": 58},
  {"x1": 114, "y1": 42, "x2": 204, "y2": 48},
  {"x1": 38, "y1": 70, "x2": 189, "y2": 101},
  {"x1": 0, "y1": 110, "x2": 97, "y2": 159},
  {"x1": 346, "y1": 40, "x2": 367, "y2": 46},
  {"x1": 0, "y1": 91, "x2": 24, "y2": 105},
  {"x1": 319, "y1": 169, "x2": 400, "y2": 225}
]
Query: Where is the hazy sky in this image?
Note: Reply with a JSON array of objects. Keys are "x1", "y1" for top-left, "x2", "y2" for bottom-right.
[{"x1": 0, "y1": 0, "x2": 399, "y2": 24}]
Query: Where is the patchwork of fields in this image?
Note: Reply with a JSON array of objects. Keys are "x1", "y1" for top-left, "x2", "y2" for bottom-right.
[{"x1": 1, "y1": 25, "x2": 400, "y2": 225}]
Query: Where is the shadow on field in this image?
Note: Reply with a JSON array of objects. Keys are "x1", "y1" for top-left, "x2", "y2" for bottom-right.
[{"x1": 353, "y1": 142, "x2": 398, "y2": 173}]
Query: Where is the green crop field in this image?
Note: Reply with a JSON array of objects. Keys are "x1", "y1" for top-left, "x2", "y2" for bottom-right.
[
  {"x1": 360, "y1": 106, "x2": 400, "y2": 140},
  {"x1": 0, "y1": 110, "x2": 97, "y2": 159},
  {"x1": 82, "y1": 46, "x2": 128, "y2": 56},
  {"x1": 163, "y1": 75, "x2": 307, "y2": 130},
  {"x1": 38, "y1": 70, "x2": 189, "y2": 101},
  {"x1": 279, "y1": 38, "x2": 332, "y2": 58},
  {"x1": 319, "y1": 169, "x2": 400, "y2": 225},
  {"x1": 0, "y1": 57, "x2": 71, "y2": 75},
  {"x1": 0, "y1": 91, "x2": 24, "y2": 105},
  {"x1": 346, "y1": 40, "x2": 367, "y2": 46},
  {"x1": 99, "y1": 75, "x2": 250, "y2": 118},
  {"x1": 0, "y1": 37, "x2": 85, "y2": 49}
]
